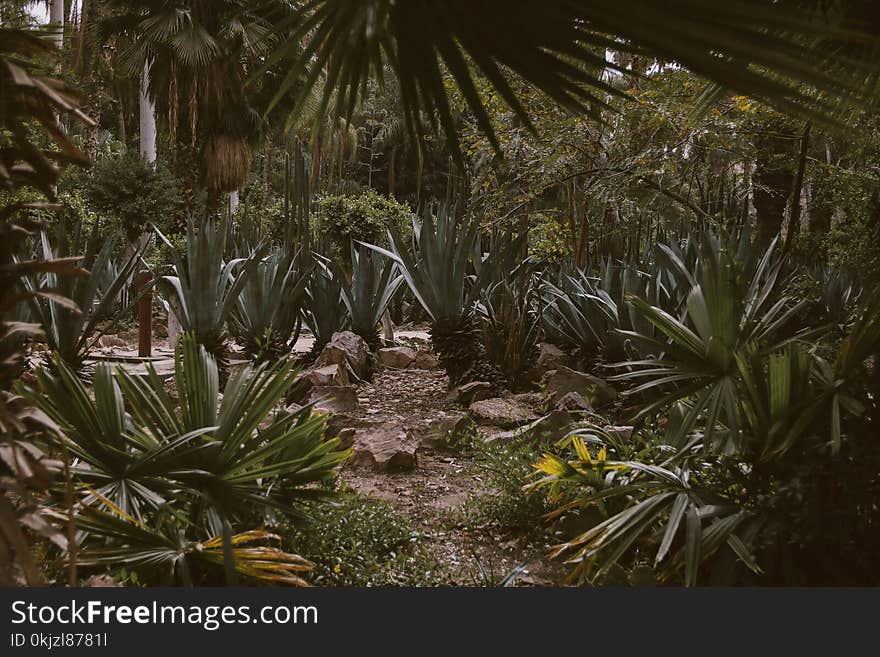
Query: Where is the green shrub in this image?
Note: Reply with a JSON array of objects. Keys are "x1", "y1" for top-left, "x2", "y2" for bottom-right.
[
  {"x1": 453, "y1": 438, "x2": 554, "y2": 534},
  {"x1": 85, "y1": 151, "x2": 180, "y2": 241},
  {"x1": 287, "y1": 493, "x2": 449, "y2": 586},
  {"x1": 234, "y1": 180, "x2": 286, "y2": 241},
  {"x1": 314, "y1": 189, "x2": 412, "y2": 265}
]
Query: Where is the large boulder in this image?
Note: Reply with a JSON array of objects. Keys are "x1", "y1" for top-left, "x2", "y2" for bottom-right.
[
  {"x1": 378, "y1": 346, "x2": 417, "y2": 368},
  {"x1": 316, "y1": 331, "x2": 370, "y2": 380},
  {"x1": 350, "y1": 424, "x2": 418, "y2": 472},
  {"x1": 468, "y1": 397, "x2": 540, "y2": 428},
  {"x1": 544, "y1": 366, "x2": 616, "y2": 407},
  {"x1": 309, "y1": 385, "x2": 359, "y2": 413}
]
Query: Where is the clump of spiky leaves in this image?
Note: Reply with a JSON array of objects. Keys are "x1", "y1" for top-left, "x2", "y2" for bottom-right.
[
  {"x1": 367, "y1": 203, "x2": 509, "y2": 388},
  {"x1": 479, "y1": 279, "x2": 541, "y2": 390},
  {"x1": 542, "y1": 268, "x2": 618, "y2": 361},
  {"x1": 23, "y1": 215, "x2": 148, "y2": 371},
  {"x1": 229, "y1": 245, "x2": 310, "y2": 363},
  {"x1": 612, "y1": 234, "x2": 811, "y2": 452},
  {"x1": 1, "y1": 27, "x2": 94, "y2": 585},
  {"x1": 0, "y1": 207, "x2": 72, "y2": 586},
  {"x1": 302, "y1": 261, "x2": 349, "y2": 360},
  {"x1": 532, "y1": 235, "x2": 880, "y2": 586},
  {"x1": 331, "y1": 242, "x2": 403, "y2": 353},
  {"x1": 158, "y1": 218, "x2": 263, "y2": 365},
  {"x1": 22, "y1": 334, "x2": 351, "y2": 585}
]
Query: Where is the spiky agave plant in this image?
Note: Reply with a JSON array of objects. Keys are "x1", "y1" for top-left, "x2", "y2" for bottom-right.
[
  {"x1": 542, "y1": 268, "x2": 618, "y2": 362},
  {"x1": 230, "y1": 246, "x2": 310, "y2": 363},
  {"x1": 23, "y1": 215, "x2": 148, "y2": 371},
  {"x1": 158, "y1": 218, "x2": 263, "y2": 366},
  {"x1": 478, "y1": 279, "x2": 541, "y2": 390},
  {"x1": 302, "y1": 261, "x2": 349, "y2": 361},
  {"x1": 368, "y1": 204, "x2": 508, "y2": 388},
  {"x1": 331, "y1": 242, "x2": 403, "y2": 352}
]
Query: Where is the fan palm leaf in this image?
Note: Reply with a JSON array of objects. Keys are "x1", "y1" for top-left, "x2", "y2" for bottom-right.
[{"x1": 264, "y1": 1, "x2": 880, "y2": 158}]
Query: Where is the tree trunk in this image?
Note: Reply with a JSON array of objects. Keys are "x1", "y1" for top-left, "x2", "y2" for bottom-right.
[
  {"x1": 416, "y1": 139, "x2": 424, "y2": 206},
  {"x1": 388, "y1": 145, "x2": 397, "y2": 198},
  {"x1": 574, "y1": 175, "x2": 590, "y2": 269},
  {"x1": 785, "y1": 122, "x2": 811, "y2": 247},
  {"x1": 49, "y1": 0, "x2": 64, "y2": 49},
  {"x1": 117, "y1": 101, "x2": 127, "y2": 148},
  {"x1": 139, "y1": 62, "x2": 157, "y2": 163},
  {"x1": 754, "y1": 120, "x2": 797, "y2": 246},
  {"x1": 309, "y1": 133, "x2": 323, "y2": 190}
]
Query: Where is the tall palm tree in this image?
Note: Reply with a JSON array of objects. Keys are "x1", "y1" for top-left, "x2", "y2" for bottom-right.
[{"x1": 99, "y1": 0, "x2": 287, "y2": 217}]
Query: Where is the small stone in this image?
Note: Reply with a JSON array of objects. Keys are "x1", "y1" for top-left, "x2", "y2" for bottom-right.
[
  {"x1": 85, "y1": 574, "x2": 121, "y2": 587},
  {"x1": 316, "y1": 331, "x2": 370, "y2": 380},
  {"x1": 309, "y1": 385, "x2": 359, "y2": 413},
  {"x1": 447, "y1": 381, "x2": 493, "y2": 405},
  {"x1": 519, "y1": 410, "x2": 574, "y2": 443},
  {"x1": 413, "y1": 349, "x2": 439, "y2": 370},
  {"x1": 335, "y1": 427, "x2": 356, "y2": 450},
  {"x1": 378, "y1": 346, "x2": 417, "y2": 368},
  {"x1": 98, "y1": 335, "x2": 126, "y2": 348},
  {"x1": 537, "y1": 342, "x2": 569, "y2": 372},
  {"x1": 421, "y1": 412, "x2": 475, "y2": 449},
  {"x1": 510, "y1": 392, "x2": 544, "y2": 409},
  {"x1": 468, "y1": 397, "x2": 540, "y2": 428},
  {"x1": 544, "y1": 366, "x2": 616, "y2": 406},
  {"x1": 307, "y1": 363, "x2": 350, "y2": 387},
  {"x1": 285, "y1": 371, "x2": 314, "y2": 405},
  {"x1": 350, "y1": 424, "x2": 418, "y2": 472},
  {"x1": 555, "y1": 391, "x2": 592, "y2": 411},
  {"x1": 604, "y1": 425, "x2": 634, "y2": 441}
]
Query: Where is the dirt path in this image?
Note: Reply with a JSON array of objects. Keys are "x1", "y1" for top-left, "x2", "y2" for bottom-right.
[{"x1": 338, "y1": 366, "x2": 567, "y2": 586}]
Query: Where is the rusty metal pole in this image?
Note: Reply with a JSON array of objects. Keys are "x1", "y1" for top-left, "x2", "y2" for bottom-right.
[{"x1": 137, "y1": 270, "x2": 153, "y2": 357}]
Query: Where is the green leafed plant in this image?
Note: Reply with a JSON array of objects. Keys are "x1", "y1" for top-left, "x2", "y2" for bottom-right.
[
  {"x1": 230, "y1": 245, "x2": 311, "y2": 363},
  {"x1": 330, "y1": 242, "x2": 403, "y2": 353},
  {"x1": 612, "y1": 234, "x2": 810, "y2": 453},
  {"x1": 302, "y1": 261, "x2": 350, "y2": 359},
  {"x1": 531, "y1": 239, "x2": 880, "y2": 586},
  {"x1": 265, "y1": 1, "x2": 880, "y2": 161},
  {"x1": 479, "y1": 279, "x2": 541, "y2": 390},
  {"x1": 158, "y1": 218, "x2": 264, "y2": 363},
  {"x1": 23, "y1": 216, "x2": 147, "y2": 371},
  {"x1": 0, "y1": 26, "x2": 94, "y2": 585},
  {"x1": 542, "y1": 269, "x2": 619, "y2": 362},
  {"x1": 366, "y1": 203, "x2": 509, "y2": 388},
  {"x1": 22, "y1": 334, "x2": 351, "y2": 585}
]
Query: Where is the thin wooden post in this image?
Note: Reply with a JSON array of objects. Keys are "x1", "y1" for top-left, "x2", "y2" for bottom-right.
[{"x1": 137, "y1": 270, "x2": 152, "y2": 357}]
